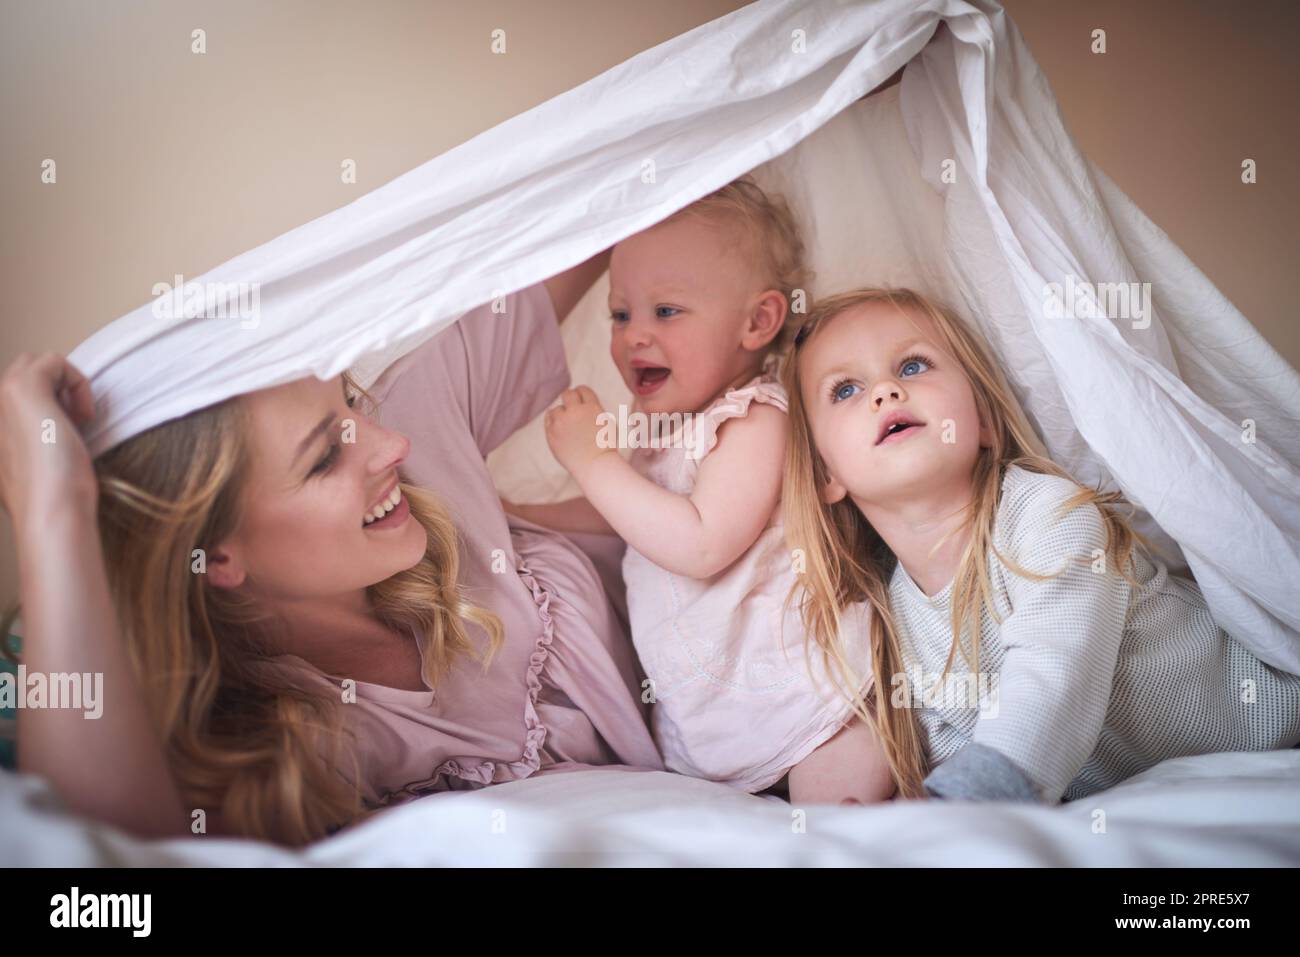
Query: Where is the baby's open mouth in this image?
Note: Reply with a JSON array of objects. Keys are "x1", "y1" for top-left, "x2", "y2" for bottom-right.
[{"x1": 632, "y1": 364, "x2": 671, "y2": 396}]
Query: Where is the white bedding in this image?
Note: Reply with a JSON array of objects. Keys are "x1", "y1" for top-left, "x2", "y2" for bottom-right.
[{"x1": 3, "y1": 750, "x2": 1298, "y2": 866}]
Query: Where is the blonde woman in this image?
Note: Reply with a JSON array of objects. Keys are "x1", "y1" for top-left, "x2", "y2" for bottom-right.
[
  {"x1": 780, "y1": 286, "x2": 1300, "y2": 803},
  {"x1": 0, "y1": 254, "x2": 665, "y2": 846}
]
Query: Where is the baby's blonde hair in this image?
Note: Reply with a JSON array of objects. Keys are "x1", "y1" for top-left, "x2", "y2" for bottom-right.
[
  {"x1": 663, "y1": 174, "x2": 811, "y2": 353},
  {"x1": 780, "y1": 286, "x2": 1155, "y2": 799}
]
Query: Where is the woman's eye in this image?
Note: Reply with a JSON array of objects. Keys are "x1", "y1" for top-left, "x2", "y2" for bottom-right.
[
  {"x1": 311, "y1": 443, "x2": 340, "y2": 477},
  {"x1": 830, "y1": 380, "x2": 860, "y2": 403},
  {"x1": 900, "y1": 356, "x2": 931, "y2": 377},
  {"x1": 655, "y1": 306, "x2": 679, "y2": 319}
]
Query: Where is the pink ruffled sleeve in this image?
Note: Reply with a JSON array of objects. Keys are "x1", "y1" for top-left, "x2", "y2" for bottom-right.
[{"x1": 687, "y1": 377, "x2": 789, "y2": 464}]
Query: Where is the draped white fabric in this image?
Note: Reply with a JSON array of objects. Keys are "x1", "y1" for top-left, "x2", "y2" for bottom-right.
[{"x1": 67, "y1": 0, "x2": 1300, "y2": 672}]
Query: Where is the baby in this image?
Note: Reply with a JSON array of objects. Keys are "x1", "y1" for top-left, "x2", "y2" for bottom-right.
[{"x1": 518, "y1": 177, "x2": 895, "y2": 804}]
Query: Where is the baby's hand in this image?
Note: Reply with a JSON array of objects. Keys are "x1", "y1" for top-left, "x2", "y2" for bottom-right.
[{"x1": 544, "y1": 386, "x2": 616, "y2": 481}]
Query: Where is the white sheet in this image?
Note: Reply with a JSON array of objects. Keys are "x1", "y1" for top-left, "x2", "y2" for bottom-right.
[
  {"x1": 65, "y1": 0, "x2": 1300, "y2": 675},
  {"x1": 4, "y1": 750, "x2": 1298, "y2": 866}
]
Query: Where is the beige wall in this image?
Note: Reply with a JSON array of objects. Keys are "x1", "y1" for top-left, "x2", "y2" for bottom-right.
[
  {"x1": 1002, "y1": 0, "x2": 1298, "y2": 364},
  {"x1": 2, "y1": 0, "x2": 1296, "y2": 607}
]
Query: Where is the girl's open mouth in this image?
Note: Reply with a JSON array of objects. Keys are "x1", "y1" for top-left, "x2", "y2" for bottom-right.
[
  {"x1": 634, "y1": 365, "x2": 671, "y2": 397},
  {"x1": 878, "y1": 422, "x2": 924, "y2": 446}
]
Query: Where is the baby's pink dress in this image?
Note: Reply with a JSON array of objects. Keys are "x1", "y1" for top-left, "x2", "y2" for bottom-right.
[
  {"x1": 259, "y1": 283, "x2": 664, "y2": 808},
  {"x1": 622, "y1": 367, "x2": 874, "y2": 793}
]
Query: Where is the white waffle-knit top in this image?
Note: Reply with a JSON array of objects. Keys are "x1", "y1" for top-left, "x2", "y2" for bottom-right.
[{"x1": 889, "y1": 464, "x2": 1300, "y2": 804}]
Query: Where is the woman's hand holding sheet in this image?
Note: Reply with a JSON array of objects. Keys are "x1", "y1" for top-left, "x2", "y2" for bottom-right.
[
  {"x1": 0, "y1": 352, "x2": 99, "y2": 529},
  {"x1": 0, "y1": 352, "x2": 190, "y2": 839}
]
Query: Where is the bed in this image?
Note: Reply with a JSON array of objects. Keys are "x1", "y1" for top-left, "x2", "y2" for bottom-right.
[{"x1": 4, "y1": 750, "x2": 1298, "y2": 866}]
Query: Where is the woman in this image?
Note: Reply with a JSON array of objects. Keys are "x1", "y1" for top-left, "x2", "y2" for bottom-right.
[{"x1": 0, "y1": 251, "x2": 664, "y2": 846}]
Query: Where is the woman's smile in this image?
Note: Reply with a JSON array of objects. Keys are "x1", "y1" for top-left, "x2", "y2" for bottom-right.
[{"x1": 363, "y1": 484, "x2": 410, "y2": 529}]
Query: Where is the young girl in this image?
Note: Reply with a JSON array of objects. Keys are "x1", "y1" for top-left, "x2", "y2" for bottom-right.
[
  {"x1": 515, "y1": 178, "x2": 896, "y2": 804},
  {"x1": 782, "y1": 286, "x2": 1300, "y2": 803}
]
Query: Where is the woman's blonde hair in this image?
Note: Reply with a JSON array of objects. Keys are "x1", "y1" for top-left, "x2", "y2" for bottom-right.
[
  {"x1": 664, "y1": 174, "x2": 812, "y2": 353},
  {"x1": 780, "y1": 287, "x2": 1154, "y2": 799},
  {"x1": 1, "y1": 374, "x2": 502, "y2": 845}
]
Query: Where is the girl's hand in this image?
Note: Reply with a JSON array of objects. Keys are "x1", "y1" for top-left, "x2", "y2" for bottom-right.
[
  {"x1": 0, "y1": 353, "x2": 99, "y2": 528},
  {"x1": 543, "y1": 386, "x2": 616, "y2": 482}
]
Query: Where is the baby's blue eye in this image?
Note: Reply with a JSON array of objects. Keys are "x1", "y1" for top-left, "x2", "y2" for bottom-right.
[
  {"x1": 610, "y1": 310, "x2": 629, "y2": 323},
  {"x1": 655, "y1": 306, "x2": 679, "y2": 319},
  {"x1": 830, "y1": 381, "x2": 860, "y2": 403},
  {"x1": 900, "y1": 356, "x2": 931, "y2": 377}
]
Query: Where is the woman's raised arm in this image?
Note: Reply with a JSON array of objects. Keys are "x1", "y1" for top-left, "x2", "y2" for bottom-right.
[
  {"x1": 543, "y1": 248, "x2": 612, "y2": 324},
  {"x1": 2, "y1": 354, "x2": 189, "y2": 839}
]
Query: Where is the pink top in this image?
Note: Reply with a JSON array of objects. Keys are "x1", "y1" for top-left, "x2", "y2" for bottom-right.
[
  {"x1": 262, "y1": 283, "x2": 664, "y2": 807},
  {"x1": 622, "y1": 366, "x2": 873, "y2": 793}
]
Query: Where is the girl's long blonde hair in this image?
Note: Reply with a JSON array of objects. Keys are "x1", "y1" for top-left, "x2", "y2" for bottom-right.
[
  {"x1": 780, "y1": 287, "x2": 1153, "y2": 799},
  {"x1": 2, "y1": 373, "x2": 502, "y2": 845}
]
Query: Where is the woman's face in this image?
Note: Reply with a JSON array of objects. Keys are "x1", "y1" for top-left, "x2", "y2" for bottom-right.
[
  {"x1": 206, "y1": 374, "x2": 427, "y2": 603},
  {"x1": 797, "y1": 301, "x2": 990, "y2": 511}
]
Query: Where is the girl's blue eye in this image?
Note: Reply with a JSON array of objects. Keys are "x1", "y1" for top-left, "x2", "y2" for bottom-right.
[
  {"x1": 900, "y1": 355, "x2": 931, "y2": 377},
  {"x1": 830, "y1": 380, "x2": 860, "y2": 403}
]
